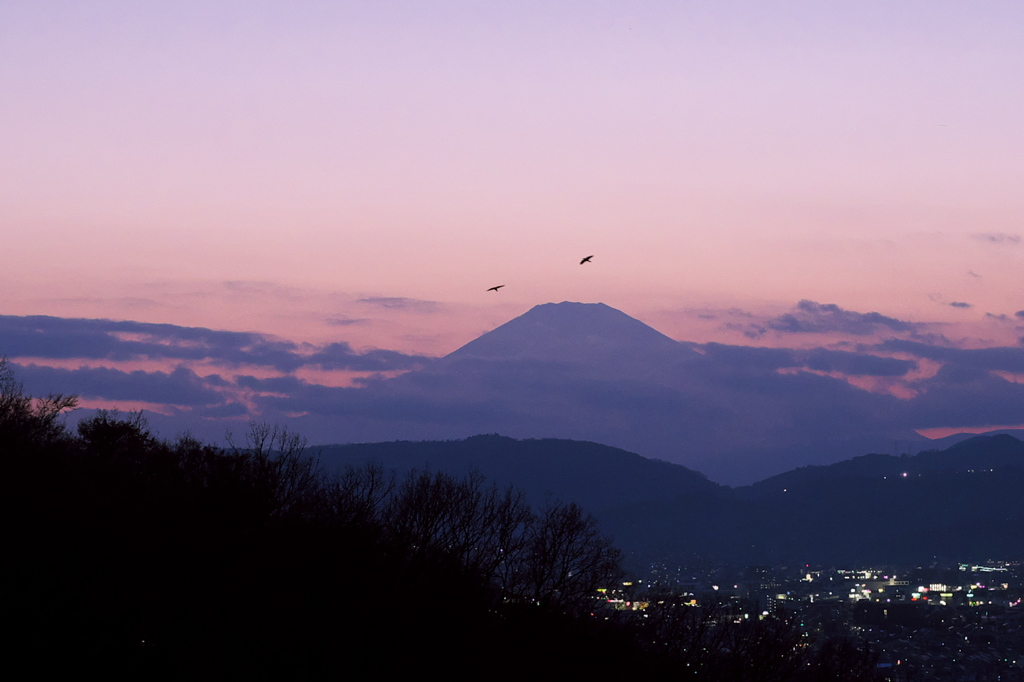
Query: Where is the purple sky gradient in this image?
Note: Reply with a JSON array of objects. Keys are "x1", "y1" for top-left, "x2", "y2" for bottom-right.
[{"x1": 3, "y1": 2, "x2": 1024, "y2": 443}]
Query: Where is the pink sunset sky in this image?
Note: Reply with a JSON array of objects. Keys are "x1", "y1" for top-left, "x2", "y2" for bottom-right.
[{"x1": 3, "y1": 2, "x2": 1024, "y2": 441}]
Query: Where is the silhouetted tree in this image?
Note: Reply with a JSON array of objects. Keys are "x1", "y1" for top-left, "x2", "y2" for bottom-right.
[
  {"x1": 384, "y1": 469, "x2": 534, "y2": 585},
  {"x1": 227, "y1": 421, "x2": 323, "y2": 519},
  {"x1": 2, "y1": 360, "x2": 789, "y2": 679},
  {"x1": 0, "y1": 355, "x2": 77, "y2": 447},
  {"x1": 518, "y1": 500, "x2": 623, "y2": 611},
  {"x1": 325, "y1": 461, "x2": 395, "y2": 527}
]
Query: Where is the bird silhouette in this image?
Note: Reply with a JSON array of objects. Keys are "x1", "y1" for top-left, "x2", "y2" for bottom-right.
[
  {"x1": 580, "y1": 255, "x2": 594, "y2": 264},
  {"x1": 486, "y1": 285, "x2": 505, "y2": 292}
]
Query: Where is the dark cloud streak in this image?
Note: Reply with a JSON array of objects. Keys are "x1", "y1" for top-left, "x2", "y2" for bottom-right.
[
  {"x1": 356, "y1": 297, "x2": 442, "y2": 313},
  {"x1": 973, "y1": 232, "x2": 1021, "y2": 245},
  {"x1": 325, "y1": 317, "x2": 368, "y2": 326},
  {"x1": 15, "y1": 363, "x2": 222, "y2": 406},
  {"x1": 698, "y1": 343, "x2": 915, "y2": 377},
  {"x1": 879, "y1": 339, "x2": 1024, "y2": 373},
  {"x1": 760, "y1": 300, "x2": 920, "y2": 336},
  {"x1": 0, "y1": 315, "x2": 432, "y2": 373}
]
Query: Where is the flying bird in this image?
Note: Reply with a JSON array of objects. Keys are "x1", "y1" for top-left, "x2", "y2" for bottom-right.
[
  {"x1": 580, "y1": 255, "x2": 594, "y2": 264},
  {"x1": 486, "y1": 285, "x2": 505, "y2": 292}
]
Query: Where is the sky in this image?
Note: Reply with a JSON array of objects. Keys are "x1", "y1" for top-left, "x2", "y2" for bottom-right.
[{"x1": 3, "y1": 2, "x2": 1024, "y2": 458}]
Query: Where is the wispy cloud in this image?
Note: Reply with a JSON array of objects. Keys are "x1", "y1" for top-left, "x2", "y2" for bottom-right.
[
  {"x1": 878, "y1": 339, "x2": 1024, "y2": 373},
  {"x1": 0, "y1": 315, "x2": 301, "y2": 369},
  {"x1": 698, "y1": 343, "x2": 798, "y2": 370},
  {"x1": 222, "y1": 280, "x2": 305, "y2": 300},
  {"x1": 0, "y1": 315, "x2": 432, "y2": 373},
  {"x1": 763, "y1": 300, "x2": 920, "y2": 336},
  {"x1": 803, "y1": 349, "x2": 916, "y2": 377},
  {"x1": 904, "y1": 364, "x2": 1024, "y2": 428},
  {"x1": 14, "y1": 363, "x2": 222, "y2": 406},
  {"x1": 41, "y1": 296, "x2": 164, "y2": 309},
  {"x1": 325, "y1": 317, "x2": 368, "y2": 327},
  {"x1": 696, "y1": 343, "x2": 916, "y2": 377},
  {"x1": 972, "y1": 232, "x2": 1021, "y2": 245},
  {"x1": 356, "y1": 297, "x2": 442, "y2": 313},
  {"x1": 305, "y1": 342, "x2": 434, "y2": 371},
  {"x1": 948, "y1": 301, "x2": 972, "y2": 309},
  {"x1": 727, "y1": 323, "x2": 767, "y2": 340}
]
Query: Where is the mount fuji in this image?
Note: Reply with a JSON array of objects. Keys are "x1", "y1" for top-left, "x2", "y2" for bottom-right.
[{"x1": 300, "y1": 301, "x2": 919, "y2": 484}]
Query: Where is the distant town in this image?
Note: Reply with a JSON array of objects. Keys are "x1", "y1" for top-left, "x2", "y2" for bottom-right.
[{"x1": 612, "y1": 559, "x2": 1024, "y2": 680}]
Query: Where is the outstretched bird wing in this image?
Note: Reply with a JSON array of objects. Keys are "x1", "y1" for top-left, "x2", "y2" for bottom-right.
[{"x1": 580, "y1": 255, "x2": 594, "y2": 264}]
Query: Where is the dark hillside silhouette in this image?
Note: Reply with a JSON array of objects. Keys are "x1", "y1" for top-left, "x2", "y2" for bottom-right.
[
  {"x1": 0, "y1": 358, "x2": 881, "y2": 679},
  {"x1": 746, "y1": 433, "x2": 1024, "y2": 496},
  {"x1": 316, "y1": 434, "x2": 721, "y2": 512},
  {"x1": 314, "y1": 431, "x2": 1024, "y2": 567},
  {"x1": 1, "y1": 359, "x2": 637, "y2": 678}
]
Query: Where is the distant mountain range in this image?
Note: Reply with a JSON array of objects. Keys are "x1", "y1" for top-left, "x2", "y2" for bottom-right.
[
  {"x1": 30, "y1": 299, "x2": 1024, "y2": 485},
  {"x1": 316, "y1": 433, "x2": 1024, "y2": 568},
  {"x1": 315, "y1": 301, "x2": 929, "y2": 484}
]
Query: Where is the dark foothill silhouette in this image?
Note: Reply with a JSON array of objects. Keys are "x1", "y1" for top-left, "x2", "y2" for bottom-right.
[{"x1": 0, "y1": 357, "x2": 887, "y2": 680}]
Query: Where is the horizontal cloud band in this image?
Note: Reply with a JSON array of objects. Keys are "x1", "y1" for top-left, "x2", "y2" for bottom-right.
[{"x1": 0, "y1": 315, "x2": 433, "y2": 372}]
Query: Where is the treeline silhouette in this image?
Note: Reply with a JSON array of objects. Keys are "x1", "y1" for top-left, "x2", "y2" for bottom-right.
[{"x1": 1, "y1": 359, "x2": 881, "y2": 680}]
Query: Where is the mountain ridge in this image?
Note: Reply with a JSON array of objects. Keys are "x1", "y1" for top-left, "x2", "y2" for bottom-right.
[
  {"x1": 117, "y1": 299, "x2": 1015, "y2": 485},
  {"x1": 313, "y1": 432, "x2": 1024, "y2": 566},
  {"x1": 379, "y1": 300, "x2": 918, "y2": 484},
  {"x1": 316, "y1": 433, "x2": 721, "y2": 515}
]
